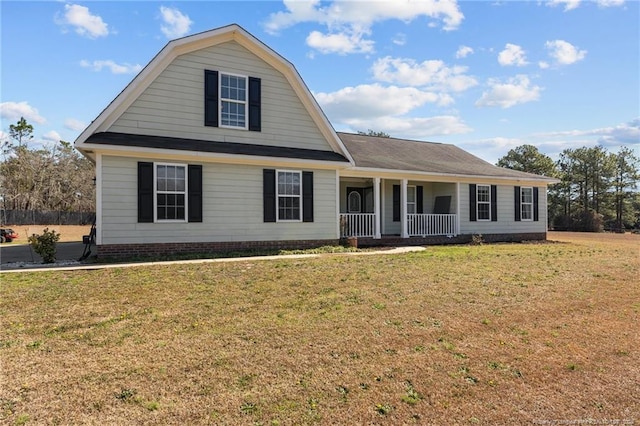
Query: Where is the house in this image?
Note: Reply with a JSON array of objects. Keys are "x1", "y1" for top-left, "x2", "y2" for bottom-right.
[{"x1": 74, "y1": 24, "x2": 558, "y2": 258}]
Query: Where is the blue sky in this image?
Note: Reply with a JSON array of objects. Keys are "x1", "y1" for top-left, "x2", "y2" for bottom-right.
[{"x1": 1, "y1": 0, "x2": 638, "y2": 164}]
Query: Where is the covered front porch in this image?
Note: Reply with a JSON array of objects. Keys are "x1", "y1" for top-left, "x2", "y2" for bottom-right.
[{"x1": 338, "y1": 177, "x2": 460, "y2": 239}]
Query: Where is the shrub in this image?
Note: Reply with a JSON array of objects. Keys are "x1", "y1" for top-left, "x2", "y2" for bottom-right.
[
  {"x1": 28, "y1": 228, "x2": 61, "y2": 263},
  {"x1": 471, "y1": 234, "x2": 484, "y2": 245},
  {"x1": 573, "y1": 210, "x2": 604, "y2": 232}
]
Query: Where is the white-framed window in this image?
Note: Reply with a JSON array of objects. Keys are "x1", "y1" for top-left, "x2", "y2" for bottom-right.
[
  {"x1": 521, "y1": 187, "x2": 533, "y2": 221},
  {"x1": 155, "y1": 163, "x2": 187, "y2": 222},
  {"x1": 277, "y1": 170, "x2": 301, "y2": 221},
  {"x1": 407, "y1": 185, "x2": 417, "y2": 214},
  {"x1": 477, "y1": 184, "x2": 491, "y2": 221},
  {"x1": 220, "y1": 72, "x2": 247, "y2": 129},
  {"x1": 348, "y1": 191, "x2": 362, "y2": 213}
]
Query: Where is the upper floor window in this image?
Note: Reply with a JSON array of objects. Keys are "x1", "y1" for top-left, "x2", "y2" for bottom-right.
[
  {"x1": 521, "y1": 187, "x2": 533, "y2": 221},
  {"x1": 477, "y1": 185, "x2": 491, "y2": 221},
  {"x1": 220, "y1": 73, "x2": 247, "y2": 129},
  {"x1": 205, "y1": 70, "x2": 260, "y2": 131}
]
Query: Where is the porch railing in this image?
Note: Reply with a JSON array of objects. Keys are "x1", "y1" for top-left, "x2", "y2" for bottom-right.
[
  {"x1": 340, "y1": 213, "x2": 375, "y2": 238},
  {"x1": 408, "y1": 214, "x2": 458, "y2": 237}
]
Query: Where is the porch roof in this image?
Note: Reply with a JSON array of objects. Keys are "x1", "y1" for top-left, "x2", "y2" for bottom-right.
[{"x1": 337, "y1": 132, "x2": 557, "y2": 182}]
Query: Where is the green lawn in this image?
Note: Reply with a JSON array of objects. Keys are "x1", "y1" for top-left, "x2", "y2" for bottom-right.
[{"x1": 1, "y1": 232, "x2": 638, "y2": 425}]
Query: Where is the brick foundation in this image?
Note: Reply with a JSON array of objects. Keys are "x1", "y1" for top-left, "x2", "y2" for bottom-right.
[
  {"x1": 357, "y1": 232, "x2": 547, "y2": 248},
  {"x1": 97, "y1": 232, "x2": 547, "y2": 260},
  {"x1": 97, "y1": 239, "x2": 339, "y2": 260}
]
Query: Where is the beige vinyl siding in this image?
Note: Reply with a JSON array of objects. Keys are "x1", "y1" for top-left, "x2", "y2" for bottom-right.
[
  {"x1": 459, "y1": 184, "x2": 547, "y2": 234},
  {"x1": 109, "y1": 41, "x2": 333, "y2": 152},
  {"x1": 100, "y1": 155, "x2": 337, "y2": 245}
]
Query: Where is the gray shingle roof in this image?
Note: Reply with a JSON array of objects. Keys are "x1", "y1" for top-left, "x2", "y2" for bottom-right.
[{"x1": 337, "y1": 132, "x2": 555, "y2": 181}]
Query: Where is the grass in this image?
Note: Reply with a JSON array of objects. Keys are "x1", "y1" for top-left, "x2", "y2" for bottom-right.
[{"x1": 0, "y1": 232, "x2": 638, "y2": 424}]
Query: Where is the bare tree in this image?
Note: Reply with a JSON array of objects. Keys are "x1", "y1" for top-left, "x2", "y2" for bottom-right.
[{"x1": 0, "y1": 117, "x2": 95, "y2": 214}]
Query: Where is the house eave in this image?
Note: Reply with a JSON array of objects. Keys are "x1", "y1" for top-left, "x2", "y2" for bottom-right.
[
  {"x1": 340, "y1": 167, "x2": 560, "y2": 185},
  {"x1": 82, "y1": 144, "x2": 351, "y2": 170}
]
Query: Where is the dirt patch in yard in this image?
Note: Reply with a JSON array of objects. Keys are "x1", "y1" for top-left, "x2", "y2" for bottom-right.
[{"x1": 3, "y1": 225, "x2": 91, "y2": 244}]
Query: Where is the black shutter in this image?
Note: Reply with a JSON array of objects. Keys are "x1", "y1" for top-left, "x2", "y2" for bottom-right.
[
  {"x1": 188, "y1": 165, "x2": 203, "y2": 223},
  {"x1": 138, "y1": 162, "x2": 154, "y2": 223},
  {"x1": 469, "y1": 184, "x2": 477, "y2": 222},
  {"x1": 263, "y1": 169, "x2": 276, "y2": 222},
  {"x1": 491, "y1": 185, "x2": 498, "y2": 222},
  {"x1": 416, "y1": 186, "x2": 424, "y2": 214},
  {"x1": 204, "y1": 70, "x2": 218, "y2": 127},
  {"x1": 533, "y1": 187, "x2": 539, "y2": 222},
  {"x1": 393, "y1": 185, "x2": 400, "y2": 222},
  {"x1": 514, "y1": 186, "x2": 521, "y2": 222},
  {"x1": 302, "y1": 171, "x2": 314, "y2": 222},
  {"x1": 248, "y1": 77, "x2": 261, "y2": 132}
]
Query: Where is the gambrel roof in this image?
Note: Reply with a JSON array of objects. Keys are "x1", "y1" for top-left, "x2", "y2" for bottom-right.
[{"x1": 75, "y1": 24, "x2": 353, "y2": 164}]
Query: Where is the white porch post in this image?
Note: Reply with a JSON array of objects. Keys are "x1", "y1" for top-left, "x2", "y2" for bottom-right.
[
  {"x1": 336, "y1": 171, "x2": 341, "y2": 238},
  {"x1": 456, "y1": 182, "x2": 461, "y2": 236},
  {"x1": 374, "y1": 177, "x2": 381, "y2": 239},
  {"x1": 401, "y1": 178, "x2": 409, "y2": 238},
  {"x1": 95, "y1": 153, "x2": 103, "y2": 245}
]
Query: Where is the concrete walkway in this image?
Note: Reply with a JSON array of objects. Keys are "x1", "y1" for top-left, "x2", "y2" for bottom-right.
[{"x1": 0, "y1": 244, "x2": 425, "y2": 273}]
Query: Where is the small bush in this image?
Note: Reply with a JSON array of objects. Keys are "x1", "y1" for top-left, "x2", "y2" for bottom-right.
[
  {"x1": 28, "y1": 228, "x2": 61, "y2": 263},
  {"x1": 471, "y1": 234, "x2": 484, "y2": 245}
]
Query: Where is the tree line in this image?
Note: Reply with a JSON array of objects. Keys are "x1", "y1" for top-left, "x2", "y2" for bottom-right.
[
  {"x1": 0, "y1": 117, "x2": 95, "y2": 214},
  {"x1": 497, "y1": 144, "x2": 639, "y2": 232}
]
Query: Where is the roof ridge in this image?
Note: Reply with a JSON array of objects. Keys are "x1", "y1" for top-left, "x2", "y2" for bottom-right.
[{"x1": 336, "y1": 131, "x2": 446, "y2": 146}]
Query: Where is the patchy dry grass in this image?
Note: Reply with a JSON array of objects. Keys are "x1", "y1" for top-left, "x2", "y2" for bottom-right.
[{"x1": 1, "y1": 233, "x2": 638, "y2": 425}]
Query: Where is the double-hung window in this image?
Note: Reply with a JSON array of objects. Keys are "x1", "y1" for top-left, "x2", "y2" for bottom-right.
[
  {"x1": 156, "y1": 164, "x2": 187, "y2": 221},
  {"x1": 220, "y1": 73, "x2": 247, "y2": 129},
  {"x1": 277, "y1": 170, "x2": 301, "y2": 221},
  {"x1": 477, "y1": 185, "x2": 491, "y2": 221},
  {"x1": 521, "y1": 187, "x2": 533, "y2": 221}
]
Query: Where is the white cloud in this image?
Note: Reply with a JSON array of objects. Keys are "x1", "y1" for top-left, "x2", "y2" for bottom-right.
[
  {"x1": 342, "y1": 115, "x2": 472, "y2": 138},
  {"x1": 315, "y1": 84, "x2": 450, "y2": 120},
  {"x1": 306, "y1": 30, "x2": 374, "y2": 54},
  {"x1": 392, "y1": 33, "x2": 407, "y2": 46},
  {"x1": 498, "y1": 43, "x2": 528, "y2": 67},
  {"x1": 264, "y1": 0, "x2": 464, "y2": 54},
  {"x1": 0, "y1": 101, "x2": 46, "y2": 125},
  {"x1": 455, "y1": 45, "x2": 474, "y2": 59},
  {"x1": 80, "y1": 59, "x2": 143, "y2": 74},
  {"x1": 538, "y1": 61, "x2": 550, "y2": 69},
  {"x1": 159, "y1": 6, "x2": 192, "y2": 39},
  {"x1": 64, "y1": 118, "x2": 86, "y2": 132},
  {"x1": 372, "y1": 56, "x2": 478, "y2": 93},
  {"x1": 545, "y1": 40, "x2": 587, "y2": 65},
  {"x1": 475, "y1": 75, "x2": 542, "y2": 108},
  {"x1": 57, "y1": 4, "x2": 109, "y2": 38},
  {"x1": 546, "y1": 0, "x2": 581, "y2": 11},
  {"x1": 42, "y1": 130, "x2": 62, "y2": 143},
  {"x1": 596, "y1": 0, "x2": 624, "y2": 7},
  {"x1": 537, "y1": 118, "x2": 640, "y2": 146}
]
